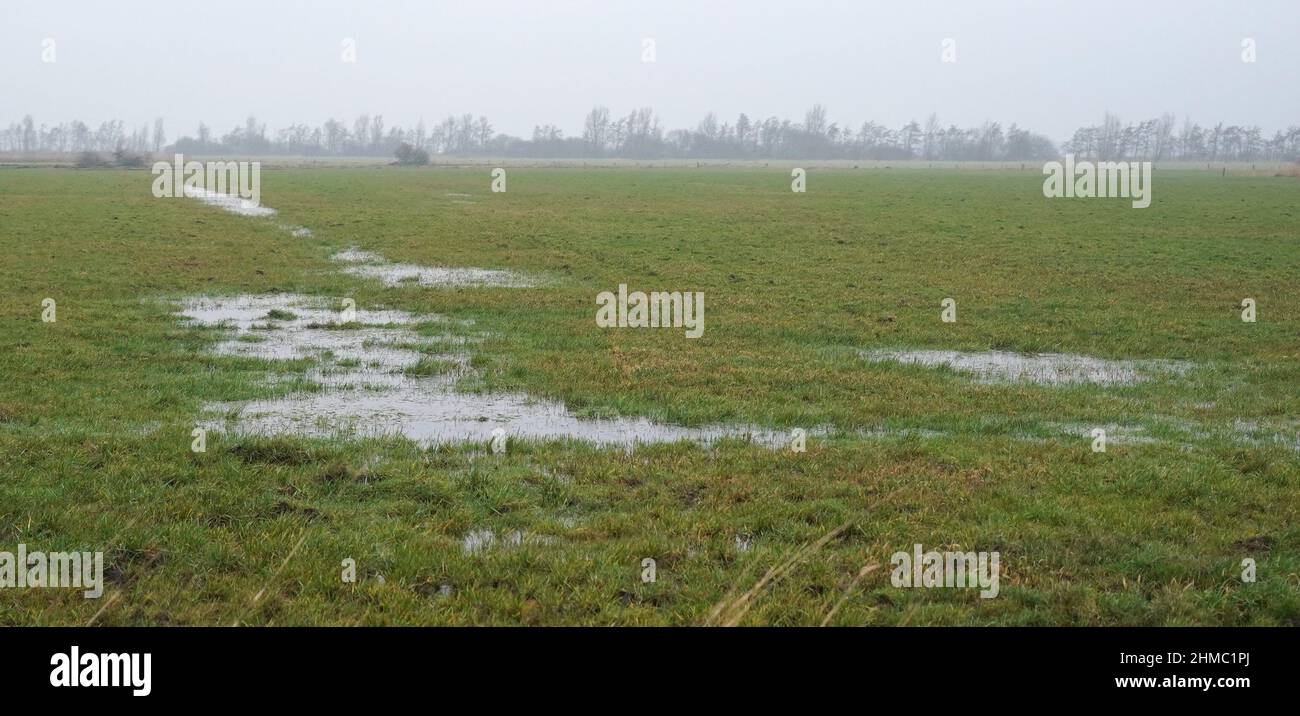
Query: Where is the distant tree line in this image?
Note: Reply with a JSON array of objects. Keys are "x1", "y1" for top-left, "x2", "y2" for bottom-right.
[
  {"x1": 1060, "y1": 112, "x2": 1300, "y2": 162},
  {"x1": 4, "y1": 107, "x2": 1299, "y2": 162},
  {"x1": 0, "y1": 117, "x2": 168, "y2": 155}
]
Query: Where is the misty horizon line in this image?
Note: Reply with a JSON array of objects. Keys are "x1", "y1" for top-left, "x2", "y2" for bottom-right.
[{"x1": 6, "y1": 107, "x2": 1300, "y2": 163}]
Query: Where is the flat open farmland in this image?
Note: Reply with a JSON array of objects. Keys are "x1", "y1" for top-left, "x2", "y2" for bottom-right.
[{"x1": 1, "y1": 166, "x2": 1297, "y2": 625}]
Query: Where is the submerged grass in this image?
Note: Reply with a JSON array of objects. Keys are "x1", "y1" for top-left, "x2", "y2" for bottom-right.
[{"x1": 0, "y1": 166, "x2": 1297, "y2": 625}]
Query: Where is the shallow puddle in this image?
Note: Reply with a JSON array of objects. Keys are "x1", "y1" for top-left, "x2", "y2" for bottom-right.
[
  {"x1": 183, "y1": 186, "x2": 277, "y2": 217},
  {"x1": 862, "y1": 349, "x2": 1189, "y2": 386},
  {"x1": 461, "y1": 529, "x2": 554, "y2": 555},
  {"x1": 173, "y1": 190, "x2": 766, "y2": 448},
  {"x1": 178, "y1": 294, "x2": 434, "y2": 389},
  {"x1": 332, "y1": 248, "x2": 534, "y2": 288},
  {"x1": 1050, "y1": 422, "x2": 1158, "y2": 445},
  {"x1": 181, "y1": 293, "x2": 787, "y2": 449},
  {"x1": 1231, "y1": 420, "x2": 1300, "y2": 452}
]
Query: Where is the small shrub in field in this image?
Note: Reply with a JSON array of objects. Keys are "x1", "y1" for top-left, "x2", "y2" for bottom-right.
[
  {"x1": 112, "y1": 148, "x2": 150, "y2": 168},
  {"x1": 394, "y1": 142, "x2": 430, "y2": 166},
  {"x1": 75, "y1": 151, "x2": 109, "y2": 168}
]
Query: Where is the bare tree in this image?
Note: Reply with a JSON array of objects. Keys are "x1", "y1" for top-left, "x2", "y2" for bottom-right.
[
  {"x1": 804, "y1": 104, "x2": 828, "y2": 137},
  {"x1": 582, "y1": 106, "x2": 610, "y2": 153},
  {"x1": 152, "y1": 118, "x2": 166, "y2": 152}
]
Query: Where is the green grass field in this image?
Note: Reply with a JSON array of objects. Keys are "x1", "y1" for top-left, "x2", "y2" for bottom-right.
[{"x1": 1, "y1": 165, "x2": 1297, "y2": 625}]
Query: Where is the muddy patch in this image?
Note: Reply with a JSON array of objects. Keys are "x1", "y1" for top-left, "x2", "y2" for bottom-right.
[
  {"x1": 181, "y1": 294, "x2": 787, "y2": 449},
  {"x1": 332, "y1": 248, "x2": 534, "y2": 288},
  {"x1": 862, "y1": 349, "x2": 1190, "y2": 386}
]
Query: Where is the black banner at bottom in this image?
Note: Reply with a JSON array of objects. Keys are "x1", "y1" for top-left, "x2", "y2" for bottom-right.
[{"x1": 0, "y1": 627, "x2": 1283, "y2": 703}]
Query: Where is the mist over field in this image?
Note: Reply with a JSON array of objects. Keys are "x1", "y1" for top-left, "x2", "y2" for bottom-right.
[{"x1": 3, "y1": 0, "x2": 1299, "y2": 160}]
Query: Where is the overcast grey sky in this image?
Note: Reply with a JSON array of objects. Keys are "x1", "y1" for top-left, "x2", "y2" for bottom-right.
[{"x1": 3, "y1": 0, "x2": 1296, "y2": 141}]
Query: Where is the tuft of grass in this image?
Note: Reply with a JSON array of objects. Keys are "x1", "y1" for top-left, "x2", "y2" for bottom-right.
[
  {"x1": 229, "y1": 437, "x2": 315, "y2": 466},
  {"x1": 316, "y1": 461, "x2": 380, "y2": 485},
  {"x1": 403, "y1": 357, "x2": 455, "y2": 377}
]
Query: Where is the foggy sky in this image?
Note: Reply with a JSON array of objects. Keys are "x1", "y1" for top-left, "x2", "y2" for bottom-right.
[{"x1": 3, "y1": 0, "x2": 1297, "y2": 142}]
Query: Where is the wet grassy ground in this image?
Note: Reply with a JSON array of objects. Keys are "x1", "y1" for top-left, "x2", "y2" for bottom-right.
[{"x1": 1, "y1": 166, "x2": 1297, "y2": 625}]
